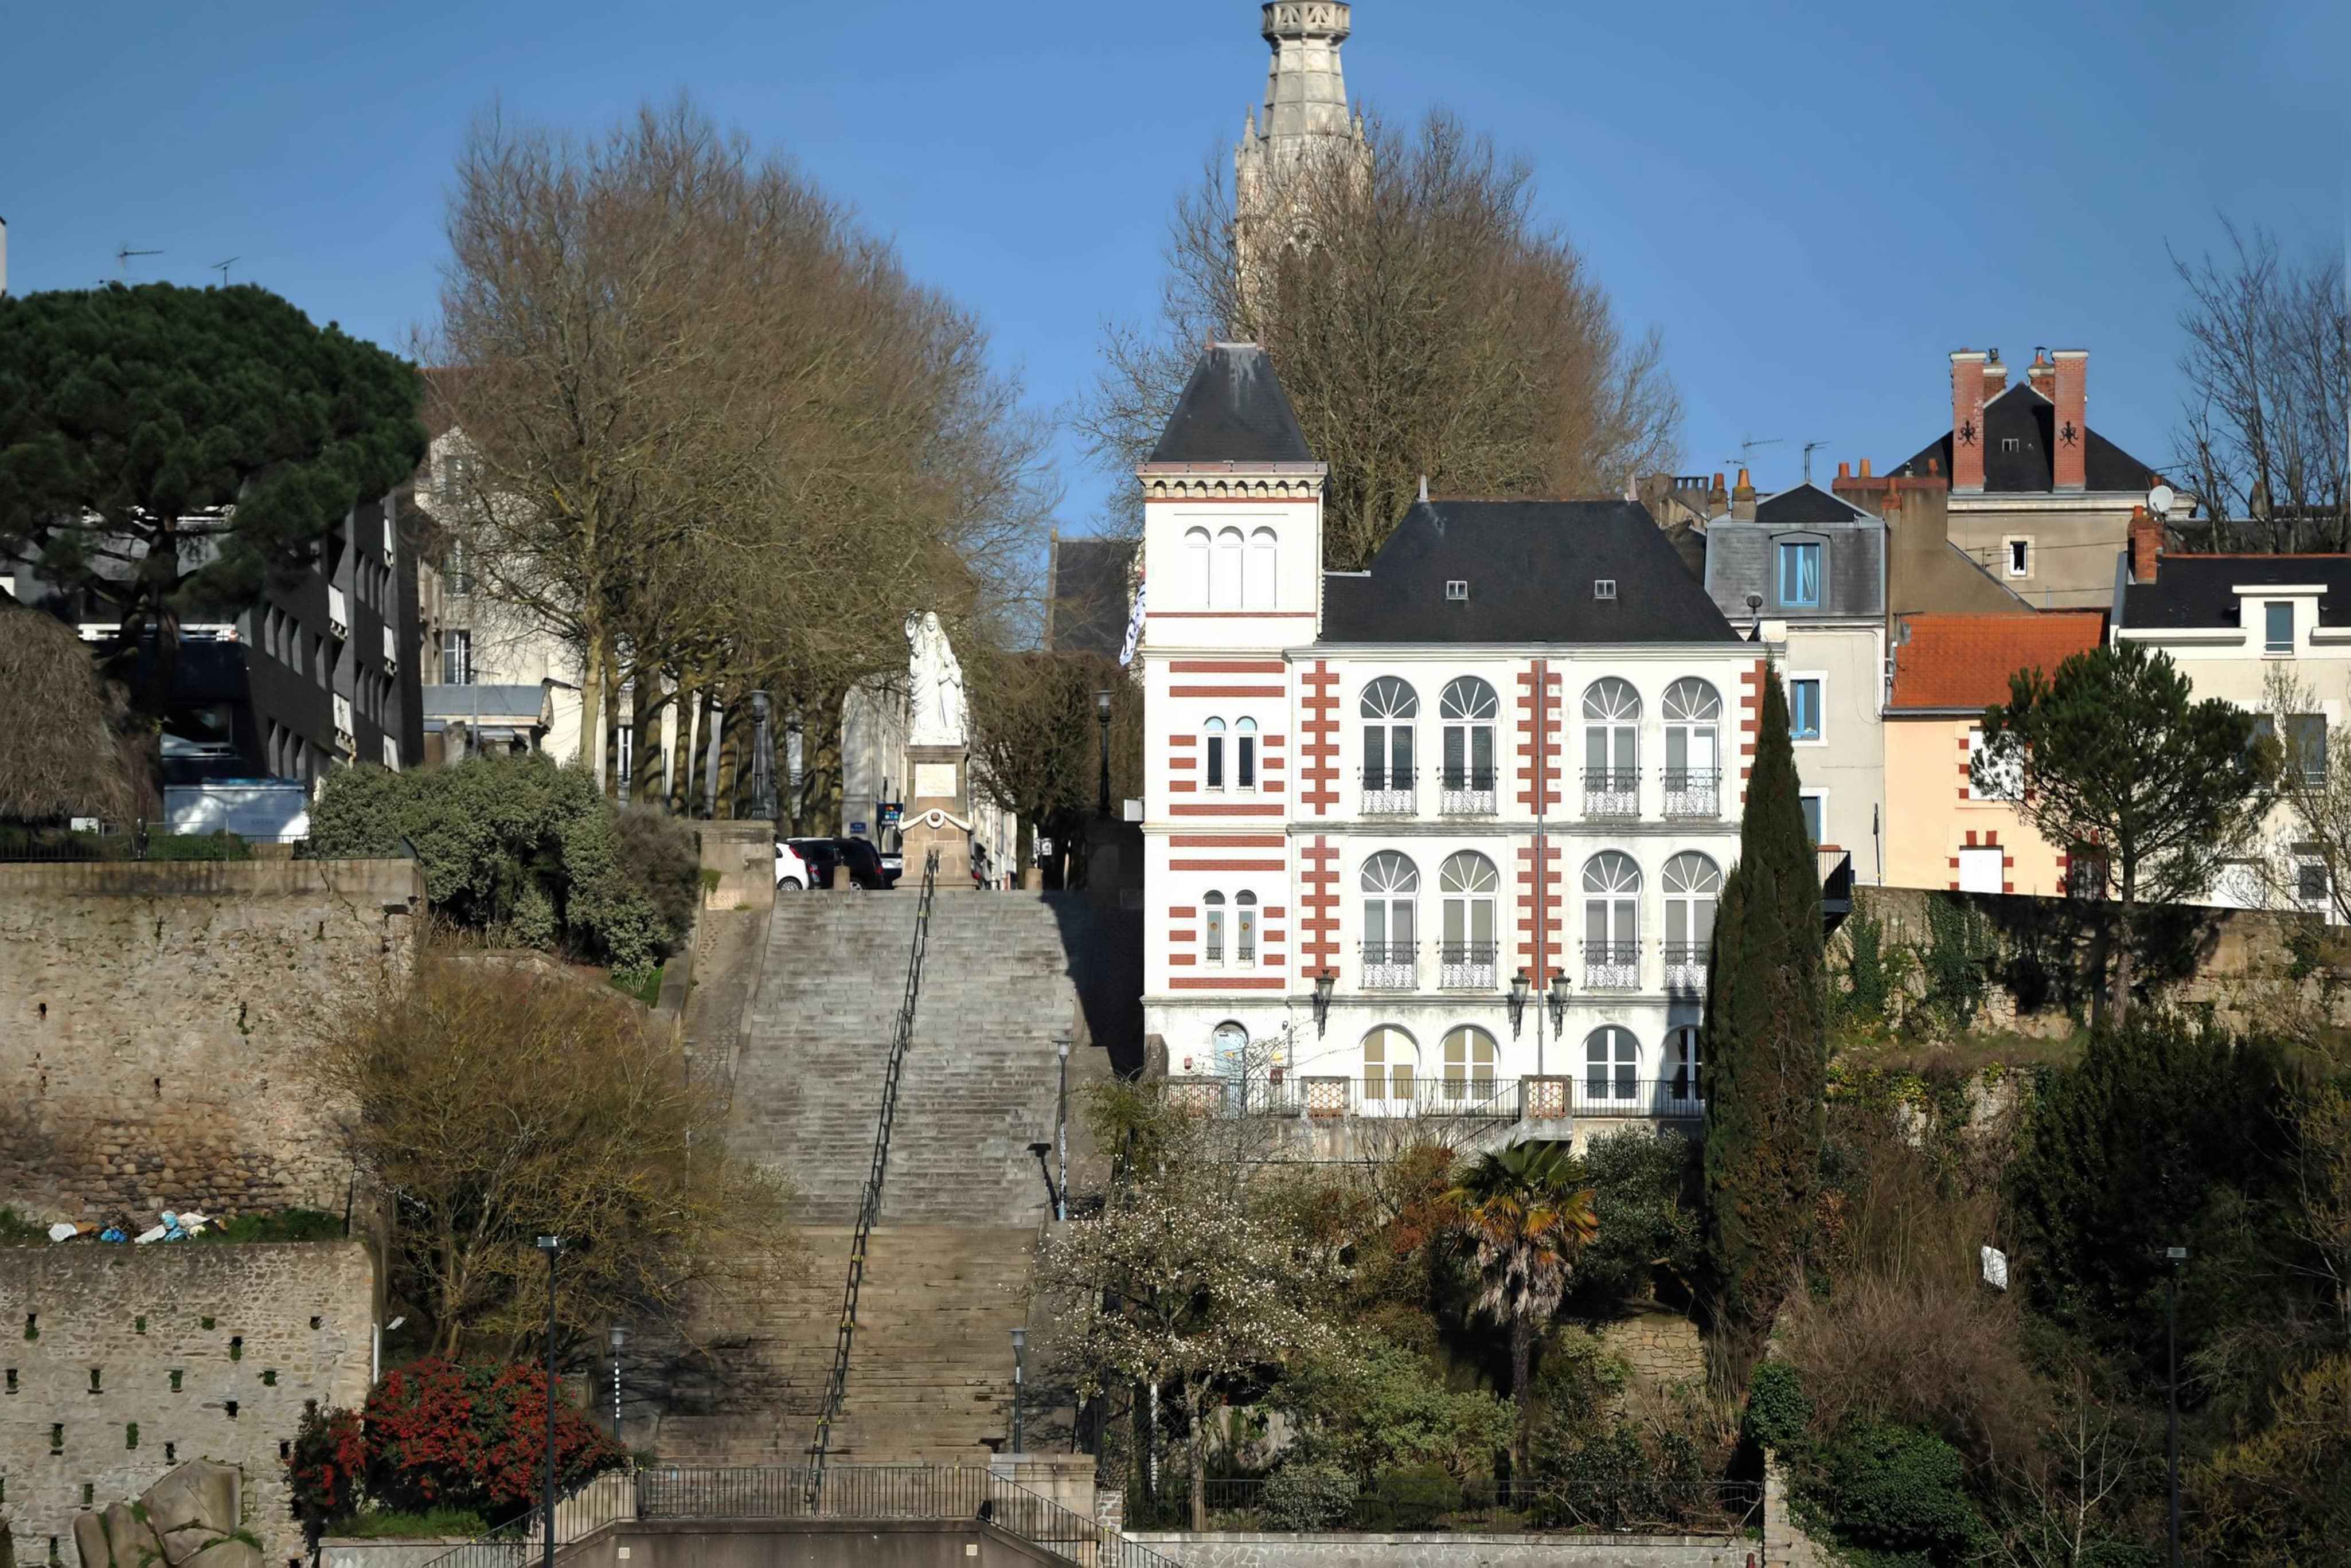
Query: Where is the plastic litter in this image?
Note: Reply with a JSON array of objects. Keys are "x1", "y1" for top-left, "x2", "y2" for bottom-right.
[
  {"x1": 134, "y1": 1224, "x2": 168, "y2": 1245},
  {"x1": 48, "y1": 1222, "x2": 77, "y2": 1242}
]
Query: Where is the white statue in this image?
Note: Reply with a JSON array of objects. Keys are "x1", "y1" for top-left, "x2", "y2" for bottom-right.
[{"x1": 904, "y1": 611, "x2": 967, "y2": 748}]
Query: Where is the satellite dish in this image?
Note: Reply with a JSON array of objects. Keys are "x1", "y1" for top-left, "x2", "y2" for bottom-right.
[{"x1": 2147, "y1": 483, "x2": 2175, "y2": 521}]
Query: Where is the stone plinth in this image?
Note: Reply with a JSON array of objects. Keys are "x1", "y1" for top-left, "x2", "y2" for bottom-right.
[{"x1": 903, "y1": 743, "x2": 973, "y2": 889}]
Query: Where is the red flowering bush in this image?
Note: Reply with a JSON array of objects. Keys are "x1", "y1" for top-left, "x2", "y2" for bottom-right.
[
  {"x1": 287, "y1": 1400, "x2": 368, "y2": 1541},
  {"x1": 364, "y1": 1358, "x2": 627, "y2": 1520}
]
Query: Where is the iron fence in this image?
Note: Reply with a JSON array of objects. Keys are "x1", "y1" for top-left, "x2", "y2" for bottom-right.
[{"x1": 0, "y1": 822, "x2": 277, "y2": 863}]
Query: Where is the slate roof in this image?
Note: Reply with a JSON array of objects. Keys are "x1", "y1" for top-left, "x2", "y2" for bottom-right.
[
  {"x1": 2122, "y1": 554, "x2": 2351, "y2": 631},
  {"x1": 1887, "y1": 612, "x2": 2106, "y2": 710},
  {"x1": 1891, "y1": 382, "x2": 2160, "y2": 492},
  {"x1": 1147, "y1": 343, "x2": 1315, "y2": 465},
  {"x1": 1753, "y1": 483, "x2": 1867, "y2": 525},
  {"x1": 1320, "y1": 499, "x2": 1742, "y2": 645},
  {"x1": 1046, "y1": 534, "x2": 1138, "y2": 656}
]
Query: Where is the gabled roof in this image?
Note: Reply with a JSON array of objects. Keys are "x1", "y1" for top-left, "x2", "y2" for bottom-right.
[
  {"x1": 1891, "y1": 382, "x2": 2159, "y2": 493},
  {"x1": 1146, "y1": 343, "x2": 1315, "y2": 465},
  {"x1": 2122, "y1": 554, "x2": 2351, "y2": 631},
  {"x1": 1886, "y1": 612, "x2": 2106, "y2": 711},
  {"x1": 1320, "y1": 499, "x2": 1742, "y2": 645},
  {"x1": 1045, "y1": 534, "x2": 1138, "y2": 656},
  {"x1": 1752, "y1": 483, "x2": 1868, "y2": 525}
]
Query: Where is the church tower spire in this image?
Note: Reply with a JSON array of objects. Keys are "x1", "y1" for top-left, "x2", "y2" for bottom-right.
[{"x1": 1233, "y1": 3, "x2": 1366, "y2": 303}]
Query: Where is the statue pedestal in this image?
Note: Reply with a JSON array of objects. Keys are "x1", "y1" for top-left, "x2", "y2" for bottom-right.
[{"x1": 900, "y1": 744, "x2": 973, "y2": 890}]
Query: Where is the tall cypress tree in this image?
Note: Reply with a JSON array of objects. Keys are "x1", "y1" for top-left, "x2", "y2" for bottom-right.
[{"x1": 1701, "y1": 666, "x2": 1827, "y2": 1345}]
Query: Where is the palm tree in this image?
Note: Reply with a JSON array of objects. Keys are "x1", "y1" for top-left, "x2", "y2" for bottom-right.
[{"x1": 1448, "y1": 1143, "x2": 1600, "y2": 1474}]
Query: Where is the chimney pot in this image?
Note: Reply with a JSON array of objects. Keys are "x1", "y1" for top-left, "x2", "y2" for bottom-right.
[
  {"x1": 1859, "y1": 458, "x2": 1873, "y2": 479},
  {"x1": 1836, "y1": 460, "x2": 1851, "y2": 480}
]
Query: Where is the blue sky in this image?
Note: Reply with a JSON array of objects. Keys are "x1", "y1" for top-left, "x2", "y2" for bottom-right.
[{"x1": 3, "y1": 1, "x2": 2342, "y2": 534}]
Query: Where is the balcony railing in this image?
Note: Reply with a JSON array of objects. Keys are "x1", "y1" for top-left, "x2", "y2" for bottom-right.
[
  {"x1": 1360, "y1": 768, "x2": 1417, "y2": 816},
  {"x1": 1360, "y1": 940, "x2": 1418, "y2": 990},
  {"x1": 1271, "y1": 1074, "x2": 1522, "y2": 1121},
  {"x1": 1582, "y1": 768, "x2": 1640, "y2": 819},
  {"x1": 1662, "y1": 768, "x2": 1721, "y2": 819},
  {"x1": 1438, "y1": 940, "x2": 1498, "y2": 990},
  {"x1": 1203, "y1": 939, "x2": 1224, "y2": 964},
  {"x1": 1438, "y1": 768, "x2": 1498, "y2": 816},
  {"x1": 1583, "y1": 940, "x2": 1639, "y2": 990},
  {"x1": 1662, "y1": 941, "x2": 1709, "y2": 993},
  {"x1": 1232, "y1": 1074, "x2": 1706, "y2": 1125},
  {"x1": 1559, "y1": 1076, "x2": 1706, "y2": 1121}
]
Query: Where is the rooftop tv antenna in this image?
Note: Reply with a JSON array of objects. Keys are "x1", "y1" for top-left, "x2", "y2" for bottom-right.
[
  {"x1": 211, "y1": 256, "x2": 239, "y2": 285},
  {"x1": 1801, "y1": 440, "x2": 1830, "y2": 483},
  {"x1": 115, "y1": 244, "x2": 162, "y2": 279},
  {"x1": 1721, "y1": 436, "x2": 1783, "y2": 469}
]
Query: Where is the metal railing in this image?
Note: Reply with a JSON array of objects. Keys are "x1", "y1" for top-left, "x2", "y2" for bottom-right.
[
  {"x1": 1358, "y1": 768, "x2": 1416, "y2": 816},
  {"x1": 806, "y1": 850, "x2": 941, "y2": 1503},
  {"x1": 1583, "y1": 941, "x2": 1640, "y2": 990},
  {"x1": 1662, "y1": 941, "x2": 1709, "y2": 992},
  {"x1": 1129, "y1": 1473, "x2": 1760, "y2": 1535},
  {"x1": 0, "y1": 823, "x2": 272, "y2": 863},
  {"x1": 1438, "y1": 768, "x2": 1498, "y2": 815},
  {"x1": 417, "y1": 1471, "x2": 640, "y2": 1568},
  {"x1": 1661, "y1": 768, "x2": 1721, "y2": 819},
  {"x1": 1570, "y1": 1077, "x2": 1706, "y2": 1120},
  {"x1": 1180, "y1": 1074, "x2": 1707, "y2": 1125},
  {"x1": 1581, "y1": 769, "x2": 1640, "y2": 819},
  {"x1": 1358, "y1": 940, "x2": 1418, "y2": 990},
  {"x1": 1438, "y1": 940, "x2": 1498, "y2": 989},
  {"x1": 1265, "y1": 1074, "x2": 1522, "y2": 1120}
]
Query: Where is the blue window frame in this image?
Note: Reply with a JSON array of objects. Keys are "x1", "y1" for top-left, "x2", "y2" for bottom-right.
[
  {"x1": 1790, "y1": 678, "x2": 1822, "y2": 741},
  {"x1": 1778, "y1": 541, "x2": 1822, "y2": 608}
]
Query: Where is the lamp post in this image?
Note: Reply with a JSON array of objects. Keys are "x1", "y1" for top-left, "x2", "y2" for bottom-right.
[
  {"x1": 1507, "y1": 969, "x2": 1531, "y2": 1039},
  {"x1": 1010, "y1": 1327, "x2": 1028, "y2": 1456},
  {"x1": 1311, "y1": 970, "x2": 1335, "y2": 1038},
  {"x1": 533, "y1": 1235, "x2": 564, "y2": 1568},
  {"x1": 1055, "y1": 1036, "x2": 1071, "y2": 1223},
  {"x1": 1546, "y1": 969, "x2": 1570, "y2": 1035},
  {"x1": 1094, "y1": 690, "x2": 1114, "y2": 816},
  {"x1": 2165, "y1": 1245, "x2": 2187, "y2": 1568},
  {"x1": 607, "y1": 1323, "x2": 630, "y2": 1442}
]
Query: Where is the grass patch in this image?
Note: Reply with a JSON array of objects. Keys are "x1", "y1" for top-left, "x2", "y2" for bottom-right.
[
  {"x1": 196, "y1": 1209, "x2": 346, "y2": 1244},
  {"x1": 610, "y1": 962, "x2": 665, "y2": 1007},
  {"x1": 0, "y1": 1207, "x2": 49, "y2": 1246},
  {"x1": 333, "y1": 1510, "x2": 490, "y2": 1540}
]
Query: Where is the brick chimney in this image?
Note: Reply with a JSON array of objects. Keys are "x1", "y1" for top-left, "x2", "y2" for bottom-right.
[
  {"x1": 1949, "y1": 350, "x2": 1988, "y2": 493},
  {"x1": 2129, "y1": 504, "x2": 2161, "y2": 583},
  {"x1": 2052, "y1": 349, "x2": 2088, "y2": 492},
  {"x1": 1982, "y1": 349, "x2": 2008, "y2": 402},
  {"x1": 2026, "y1": 349, "x2": 2055, "y2": 400}
]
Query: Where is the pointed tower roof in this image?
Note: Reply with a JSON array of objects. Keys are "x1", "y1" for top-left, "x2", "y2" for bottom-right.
[
  {"x1": 1254, "y1": 2, "x2": 1354, "y2": 145},
  {"x1": 1146, "y1": 343, "x2": 1314, "y2": 465}
]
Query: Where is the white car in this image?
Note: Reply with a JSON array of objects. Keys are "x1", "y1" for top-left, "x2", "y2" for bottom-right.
[{"x1": 775, "y1": 840, "x2": 813, "y2": 891}]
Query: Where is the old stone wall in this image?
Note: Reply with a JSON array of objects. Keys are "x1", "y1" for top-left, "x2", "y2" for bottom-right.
[
  {"x1": 1120, "y1": 1532, "x2": 1749, "y2": 1567},
  {"x1": 0, "y1": 1241, "x2": 377, "y2": 1567},
  {"x1": 1598, "y1": 1306, "x2": 1708, "y2": 1391},
  {"x1": 0, "y1": 859, "x2": 423, "y2": 1221}
]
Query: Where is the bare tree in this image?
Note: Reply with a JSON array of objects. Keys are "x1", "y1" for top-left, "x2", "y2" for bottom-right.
[
  {"x1": 1076, "y1": 111, "x2": 1680, "y2": 564},
  {"x1": 2170, "y1": 218, "x2": 2349, "y2": 549}
]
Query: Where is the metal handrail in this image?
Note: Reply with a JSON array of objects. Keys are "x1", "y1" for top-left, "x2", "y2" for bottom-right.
[{"x1": 806, "y1": 850, "x2": 941, "y2": 1504}]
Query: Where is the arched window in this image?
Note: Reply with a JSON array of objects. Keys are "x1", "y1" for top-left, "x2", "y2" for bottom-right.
[
  {"x1": 1438, "y1": 850, "x2": 1499, "y2": 988},
  {"x1": 1439, "y1": 677, "x2": 1499, "y2": 814},
  {"x1": 1361, "y1": 1025, "x2": 1417, "y2": 1109},
  {"x1": 1662, "y1": 853, "x2": 1721, "y2": 992},
  {"x1": 1662, "y1": 679, "x2": 1722, "y2": 819},
  {"x1": 1235, "y1": 890, "x2": 1259, "y2": 964},
  {"x1": 1203, "y1": 717, "x2": 1227, "y2": 790},
  {"x1": 1235, "y1": 717, "x2": 1257, "y2": 791},
  {"x1": 1584, "y1": 1025, "x2": 1639, "y2": 1105},
  {"x1": 1203, "y1": 889, "x2": 1227, "y2": 964},
  {"x1": 1246, "y1": 527, "x2": 1278, "y2": 610},
  {"x1": 1212, "y1": 527, "x2": 1244, "y2": 608},
  {"x1": 1360, "y1": 677, "x2": 1419, "y2": 812},
  {"x1": 1360, "y1": 851, "x2": 1419, "y2": 988},
  {"x1": 1582, "y1": 851, "x2": 1642, "y2": 989},
  {"x1": 1582, "y1": 678, "x2": 1642, "y2": 818},
  {"x1": 1441, "y1": 1025, "x2": 1498, "y2": 1100},
  {"x1": 1184, "y1": 527, "x2": 1211, "y2": 608},
  {"x1": 1666, "y1": 1025, "x2": 1702, "y2": 1108}
]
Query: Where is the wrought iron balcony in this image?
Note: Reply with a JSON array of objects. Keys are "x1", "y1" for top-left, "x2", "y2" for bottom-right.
[
  {"x1": 1583, "y1": 941, "x2": 1639, "y2": 990},
  {"x1": 1581, "y1": 768, "x2": 1640, "y2": 820},
  {"x1": 1359, "y1": 940, "x2": 1418, "y2": 991},
  {"x1": 1438, "y1": 768, "x2": 1498, "y2": 816},
  {"x1": 1358, "y1": 768, "x2": 1417, "y2": 817},
  {"x1": 1562, "y1": 1076, "x2": 1706, "y2": 1121},
  {"x1": 1662, "y1": 941, "x2": 1709, "y2": 994},
  {"x1": 1203, "y1": 938, "x2": 1224, "y2": 964},
  {"x1": 1438, "y1": 940, "x2": 1498, "y2": 990},
  {"x1": 1662, "y1": 768, "x2": 1721, "y2": 820}
]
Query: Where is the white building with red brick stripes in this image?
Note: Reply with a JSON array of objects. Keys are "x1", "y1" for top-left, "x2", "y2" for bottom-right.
[{"x1": 1138, "y1": 344, "x2": 1767, "y2": 1125}]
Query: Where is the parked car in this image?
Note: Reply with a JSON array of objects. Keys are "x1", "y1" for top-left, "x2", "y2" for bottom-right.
[
  {"x1": 775, "y1": 840, "x2": 813, "y2": 891},
  {"x1": 786, "y1": 836, "x2": 895, "y2": 890}
]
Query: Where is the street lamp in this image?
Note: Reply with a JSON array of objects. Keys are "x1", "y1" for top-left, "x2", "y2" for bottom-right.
[
  {"x1": 606, "y1": 1323, "x2": 630, "y2": 1443},
  {"x1": 1055, "y1": 1036, "x2": 1071, "y2": 1223},
  {"x1": 1010, "y1": 1327, "x2": 1028, "y2": 1456},
  {"x1": 1506, "y1": 970, "x2": 1531, "y2": 1038},
  {"x1": 1546, "y1": 969, "x2": 1570, "y2": 1035},
  {"x1": 533, "y1": 1235, "x2": 564, "y2": 1568},
  {"x1": 1094, "y1": 690, "x2": 1114, "y2": 816},
  {"x1": 2165, "y1": 1245, "x2": 2188, "y2": 1568},
  {"x1": 1311, "y1": 970, "x2": 1335, "y2": 1038}
]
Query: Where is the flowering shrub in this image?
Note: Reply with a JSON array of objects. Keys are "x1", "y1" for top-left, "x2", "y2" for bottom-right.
[
  {"x1": 287, "y1": 1401, "x2": 368, "y2": 1540},
  {"x1": 365, "y1": 1358, "x2": 627, "y2": 1520}
]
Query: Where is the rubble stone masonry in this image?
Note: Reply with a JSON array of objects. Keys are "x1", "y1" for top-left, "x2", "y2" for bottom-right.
[{"x1": 0, "y1": 859, "x2": 423, "y2": 1222}]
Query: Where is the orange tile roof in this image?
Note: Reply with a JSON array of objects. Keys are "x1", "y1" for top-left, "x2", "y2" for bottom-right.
[{"x1": 1887, "y1": 612, "x2": 2107, "y2": 710}]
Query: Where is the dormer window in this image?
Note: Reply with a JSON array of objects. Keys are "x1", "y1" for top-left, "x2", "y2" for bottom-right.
[
  {"x1": 1593, "y1": 580, "x2": 1617, "y2": 601},
  {"x1": 2266, "y1": 601, "x2": 2295, "y2": 655},
  {"x1": 1446, "y1": 580, "x2": 1469, "y2": 601},
  {"x1": 1777, "y1": 541, "x2": 1822, "y2": 608}
]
